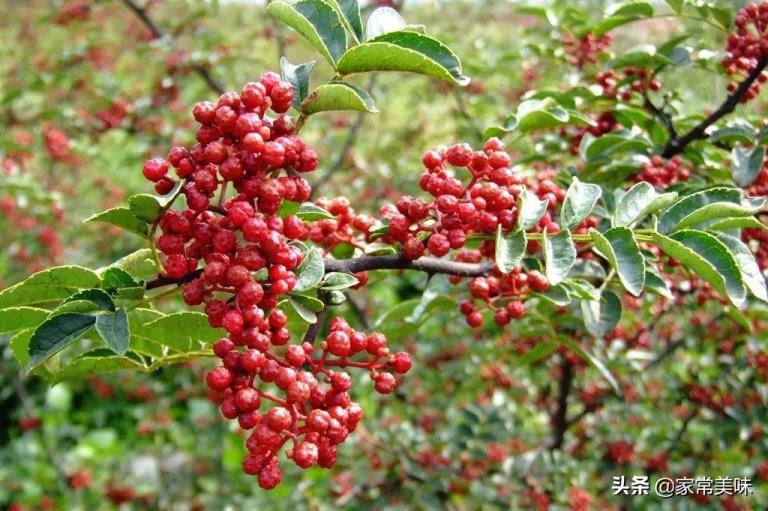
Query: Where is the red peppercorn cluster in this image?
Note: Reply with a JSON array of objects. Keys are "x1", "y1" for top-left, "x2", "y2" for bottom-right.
[
  {"x1": 140, "y1": 74, "x2": 414, "y2": 489},
  {"x1": 596, "y1": 68, "x2": 661, "y2": 101},
  {"x1": 723, "y1": 2, "x2": 768, "y2": 101},
  {"x1": 605, "y1": 439, "x2": 634, "y2": 465},
  {"x1": 372, "y1": 139, "x2": 575, "y2": 328},
  {"x1": 564, "y1": 111, "x2": 617, "y2": 155},
  {"x1": 310, "y1": 197, "x2": 376, "y2": 252},
  {"x1": 635, "y1": 155, "x2": 690, "y2": 186},
  {"x1": 561, "y1": 32, "x2": 612, "y2": 68},
  {"x1": 207, "y1": 317, "x2": 411, "y2": 489}
]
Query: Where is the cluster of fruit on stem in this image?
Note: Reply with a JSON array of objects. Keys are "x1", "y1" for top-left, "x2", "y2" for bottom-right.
[
  {"x1": 723, "y1": 2, "x2": 768, "y2": 100},
  {"x1": 141, "y1": 73, "x2": 411, "y2": 489}
]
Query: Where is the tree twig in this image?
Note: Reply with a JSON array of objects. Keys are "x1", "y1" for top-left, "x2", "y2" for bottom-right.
[
  {"x1": 547, "y1": 356, "x2": 574, "y2": 450},
  {"x1": 661, "y1": 58, "x2": 768, "y2": 158},
  {"x1": 121, "y1": 0, "x2": 226, "y2": 95}
]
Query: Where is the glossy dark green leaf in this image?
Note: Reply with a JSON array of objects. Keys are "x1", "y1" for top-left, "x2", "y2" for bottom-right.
[
  {"x1": 613, "y1": 182, "x2": 677, "y2": 227},
  {"x1": 330, "y1": 0, "x2": 363, "y2": 41},
  {"x1": 589, "y1": 227, "x2": 645, "y2": 296},
  {"x1": 83, "y1": 207, "x2": 148, "y2": 238},
  {"x1": 657, "y1": 187, "x2": 744, "y2": 234},
  {"x1": 280, "y1": 57, "x2": 315, "y2": 109},
  {"x1": 336, "y1": 30, "x2": 469, "y2": 85},
  {"x1": 62, "y1": 289, "x2": 115, "y2": 312},
  {"x1": 320, "y1": 272, "x2": 359, "y2": 290},
  {"x1": 301, "y1": 81, "x2": 377, "y2": 114},
  {"x1": 267, "y1": 0, "x2": 348, "y2": 67},
  {"x1": 716, "y1": 233, "x2": 768, "y2": 302},
  {"x1": 653, "y1": 230, "x2": 746, "y2": 307},
  {"x1": 95, "y1": 308, "x2": 130, "y2": 355},
  {"x1": 0, "y1": 266, "x2": 100, "y2": 309},
  {"x1": 294, "y1": 247, "x2": 325, "y2": 291},
  {"x1": 28, "y1": 313, "x2": 96, "y2": 369}
]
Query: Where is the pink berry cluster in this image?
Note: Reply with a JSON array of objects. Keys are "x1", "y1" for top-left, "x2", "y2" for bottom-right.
[
  {"x1": 206, "y1": 316, "x2": 411, "y2": 489},
  {"x1": 140, "y1": 74, "x2": 413, "y2": 489},
  {"x1": 635, "y1": 155, "x2": 690, "y2": 186},
  {"x1": 723, "y1": 2, "x2": 768, "y2": 101},
  {"x1": 561, "y1": 32, "x2": 612, "y2": 68}
]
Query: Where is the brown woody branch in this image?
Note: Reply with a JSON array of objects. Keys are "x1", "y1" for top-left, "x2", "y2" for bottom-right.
[
  {"x1": 546, "y1": 356, "x2": 574, "y2": 450},
  {"x1": 121, "y1": 0, "x2": 225, "y2": 95},
  {"x1": 661, "y1": 57, "x2": 768, "y2": 158},
  {"x1": 145, "y1": 254, "x2": 495, "y2": 290}
]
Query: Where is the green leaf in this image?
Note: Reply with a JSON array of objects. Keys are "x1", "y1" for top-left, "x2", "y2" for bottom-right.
[
  {"x1": 511, "y1": 99, "x2": 593, "y2": 133},
  {"x1": 644, "y1": 266, "x2": 673, "y2": 299},
  {"x1": 10, "y1": 329, "x2": 33, "y2": 367},
  {"x1": 582, "y1": 131, "x2": 652, "y2": 161},
  {"x1": 0, "y1": 307, "x2": 49, "y2": 335},
  {"x1": 494, "y1": 226, "x2": 526, "y2": 274},
  {"x1": 731, "y1": 146, "x2": 765, "y2": 187},
  {"x1": 83, "y1": 207, "x2": 148, "y2": 238},
  {"x1": 294, "y1": 247, "x2": 325, "y2": 292},
  {"x1": 716, "y1": 233, "x2": 768, "y2": 302},
  {"x1": 301, "y1": 81, "x2": 378, "y2": 114},
  {"x1": 567, "y1": 259, "x2": 607, "y2": 280},
  {"x1": 142, "y1": 311, "x2": 221, "y2": 345},
  {"x1": 287, "y1": 297, "x2": 318, "y2": 323},
  {"x1": 289, "y1": 293, "x2": 325, "y2": 312},
  {"x1": 708, "y1": 217, "x2": 766, "y2": 231},
  {"x1": 267, "y1": 0, "x2": 347, "y2": 67},
  {"x1": 128, "y1": 194, "x2": 163, "y2": 223},
  {"x1": 101, "y1": 267, "x2": 142, "y2": 290},
  {"x1": 0, "y1": 266, "x2": 100, "y2": 309},
  {"x1": 653, "y1": 230, "x2": 746, "y2": 307},
  {"x1": 99, "y1": 249, "x2": 157, "y2": 280},
  {"x1": 62, "y1": 289, "x2": 115, "y2": 312},
  {"x1": 365, "y1": 6, "x2": 405, "y2": 39},
  {"x1": 613, "y1": 182, "x2": 678, "y2": 227},
  {"x1": 538, "y1": 284, "x2": 572, "y2": 306},
  {"x1": 513, "y1": 341, "x2": 558, "y2": 367},
  {"x1": 297, "y1": 202, "x2": 334, "y2": 221},
  {"x1": 579, "y1": 289, "x2": 622, "y2": 338},
  {"x1": 608, "y1": 44, "x2": 673, "y2": 69},
  {"x1": 564, "y1": 279, "x2": 600, "y2": 301},
  {"x1": 28, "y1": 313, "x2": 96, "y2": 369},
  {"x1": 560, "y1": 177, "x2": 602, "y2": 230},
  {"x1": 95, "y1": 308, "x2": 130, "y2": 355},
  {"x1": 672, "y1": 197, "x2": 766, "y2": 232},
  {"x1": 52, "y1": 349, "x2": 145, "y2": 382},
  {"x1": 609, "y1": 2, "x2": 654, "y2": 18},
  {"x1": 280, "y1": 57, "x2": 316, "y2": 110},
  {"x1": 320, "y1": 272, "x2": 359, "y2": 290},
  {"x1": 517, "y1": 189, "x2": 549, "y2": 230},
  {"x1": 708, "y1": 126, "x2": 755, "y2": 145},
  {"x1": 336, "y1": 30, "x2": 469, "y2": 85},
  {"x1": 589, "y1": 227, "x2": 645, "y2": 296},
  {"x1": 328, "y1": 0, "x2": 363, "y2": 41},
  {"x1": 657, "y1": 187, "x2": 744, "y2": 234},
  {"x1": 543, "y1": 230, "x2": 576, "y2": 285}
]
